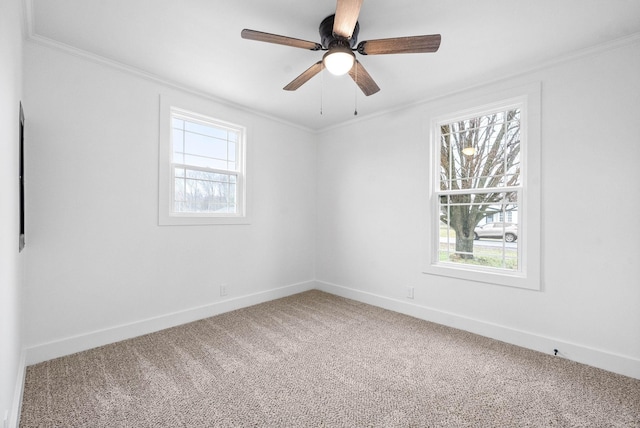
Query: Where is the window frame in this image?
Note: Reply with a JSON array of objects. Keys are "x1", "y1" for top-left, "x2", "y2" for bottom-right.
[
  {"x1": 423, "y1": 83, "x2": 541, "y2": 290},
  {"x1": 159, "y1": 95, "x2": 249, "y2": 226}
]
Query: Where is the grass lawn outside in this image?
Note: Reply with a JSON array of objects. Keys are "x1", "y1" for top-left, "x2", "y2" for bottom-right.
[{"x1": 439, "y1": 225, "x2": 518, "y2": 270}]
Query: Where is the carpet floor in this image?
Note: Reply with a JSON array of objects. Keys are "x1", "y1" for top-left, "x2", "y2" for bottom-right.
[{"x1": 20, "y1": 290, "x2": 640, "y2": 427}]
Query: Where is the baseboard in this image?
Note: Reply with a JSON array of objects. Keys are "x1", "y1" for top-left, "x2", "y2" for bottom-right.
[
  {"x1": 9, "y1": 348, "x2": 26, "y2": 428},
  {"x1": 315, "y1": 280, "x2": 640, "y2": 380},
  {"x1": 23, "y1": 278, "x2": 640, "y2": 380},
  {"x1": 26, "y1": 280, "x2": 316, "y2": 366}
]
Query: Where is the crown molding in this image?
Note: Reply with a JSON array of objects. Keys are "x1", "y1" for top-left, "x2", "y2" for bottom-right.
[
  {"x1": 319, "y1": 31, "x2": 640, "y2": 134},
  {"x1": 22, "y1": 0, "x2": 315, "y2": 134},
  {"x1": 22, "y1": 0, "x2": 640, "y2": 135}
]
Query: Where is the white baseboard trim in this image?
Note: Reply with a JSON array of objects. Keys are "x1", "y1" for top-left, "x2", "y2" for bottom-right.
[
  {"x1": 316, "y1": 280, "x2": 640, "y2": 380},
  {"x1": 23, "y1": 279, "x2": 640, "y2": 380},
  {"x1": 26, "y1": 280, "x2": 316, "y2": 366},
  {"x1": 9, "y1": 348, "x2": 26, "y2": 428}
]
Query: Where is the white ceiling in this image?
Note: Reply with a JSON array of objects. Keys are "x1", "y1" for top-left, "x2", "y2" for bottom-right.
[{"x1": 27, "y1": 0, "x2": 640, "y2": 131}]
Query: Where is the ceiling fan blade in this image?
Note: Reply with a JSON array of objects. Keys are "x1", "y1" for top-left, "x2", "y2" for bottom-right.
[
  {"x1": 348, "y1": 60, "x2": 380, "y2": 96},
  {"x1": 333, "y1": 0, "x2": 363, "y2": 39},
  {"x1": 241, "y1": 29, "x2": 322, "y2": 51},
  {"x1": 357, "y1": 34, "x2": 441, "y2": 55},
  {"x1": 284, "y1": 61, "x2": 324, "y2": 91}
]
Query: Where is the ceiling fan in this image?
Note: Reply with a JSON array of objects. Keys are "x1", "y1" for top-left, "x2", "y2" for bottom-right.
[{"x1": 241, "y1": 0, "x2": 441, "y2": 96}]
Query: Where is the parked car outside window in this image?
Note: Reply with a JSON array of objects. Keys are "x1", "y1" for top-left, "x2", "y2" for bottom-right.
[{"x1": 474, "y1": 222, "x2": 518, "y2": 242}]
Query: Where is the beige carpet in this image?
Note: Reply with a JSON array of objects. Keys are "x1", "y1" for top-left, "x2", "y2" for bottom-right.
[{"x1": 20, "y1": 290, "x2": 640, "y2": 427}]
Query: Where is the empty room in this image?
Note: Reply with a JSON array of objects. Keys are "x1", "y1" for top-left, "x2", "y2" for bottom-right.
[{"x1": 1, "y1": 0, "x2": 639, "y2": 426}]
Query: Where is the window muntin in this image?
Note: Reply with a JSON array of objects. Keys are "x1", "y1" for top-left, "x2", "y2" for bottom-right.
[
  {"x1": 170, "y1": 112, "x2": 243, "y2": 216},
  {"x1": 440, "y1": 109, "x2": 521, "y2": 192},
  {"x1": 439, "y1": 191, "x2": 520, "y2": 271},
  {"x1": 436, "y1": 106, "x2": 522, "y2": 273}
]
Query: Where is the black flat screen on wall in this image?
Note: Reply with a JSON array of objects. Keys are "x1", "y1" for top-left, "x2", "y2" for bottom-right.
[{"x1": 19, "y1": 102, "x2": 25, "y2": 252}]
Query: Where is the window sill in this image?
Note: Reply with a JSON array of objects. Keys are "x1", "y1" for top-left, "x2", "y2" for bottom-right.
[
  {"x1": 423, "y1": 263, "x2": 540, "y2": 291},
  {"x1": 159, "y1": 213, "x2": 251, "y2": 226}
]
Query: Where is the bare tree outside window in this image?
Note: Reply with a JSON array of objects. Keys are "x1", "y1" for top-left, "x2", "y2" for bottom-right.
[
  {"x1": 438, "y1": 108, "x2": 521, "y2": 269},
  {"x1": 174, "y1": 169, "x2": 237, "y2": 214}
]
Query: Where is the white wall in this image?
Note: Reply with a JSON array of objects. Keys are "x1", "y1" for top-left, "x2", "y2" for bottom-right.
[
  {"x1": 21, "y1": 27, "x2": 639, "y2": 381},
  {"x1": 0, "y1": 0, "x2": 25, "y2": 425},
  {"x1": 23, "y1": 42, "x2": 317, "y2": 362},
  {"x1": 316, "y1": 38, "x2": 640, "y2": 378}
]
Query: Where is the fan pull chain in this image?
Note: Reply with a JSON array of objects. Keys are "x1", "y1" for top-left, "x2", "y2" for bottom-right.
[
  {"x1": 354, "y1": 63, "x2": 358, "y2": 116},
  {"x1": 320, "y1": 68, "x2": 324, "y2": 115}
]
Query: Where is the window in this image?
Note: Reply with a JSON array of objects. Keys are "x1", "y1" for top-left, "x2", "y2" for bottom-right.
[
  {"x1": 424, "y1": 84, "x2": 541, "y2": 290},
  {"x1": 439, "y1": 107, "x2": 521, "y2": 270},
  {"x1": 159, "y1": 96, "x2": 248, "y2": 225}
]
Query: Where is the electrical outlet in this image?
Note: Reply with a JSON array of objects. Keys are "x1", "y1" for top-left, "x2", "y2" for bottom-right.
[
  {"x1": 406, "y1": 286, "x2": 414, "y2": 299},
  {"x1": 220, "y1": 284, "x2": 228, "y2": 297}
]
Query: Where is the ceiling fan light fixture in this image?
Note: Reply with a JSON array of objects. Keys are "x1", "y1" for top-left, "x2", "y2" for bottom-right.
[
  {"x1": 241, "y1": 1, "x2": 441, "y2": 96},
  {"x1": 323, "y1": 46, "x2": 355, "y2": 76}
]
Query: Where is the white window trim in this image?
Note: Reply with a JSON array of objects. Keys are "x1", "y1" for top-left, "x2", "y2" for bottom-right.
[
  {"x1": 423, "y1": 82, "x2": 541, "y2": 290},
  {"x1": 159, "y1": 95, "x2": 250, "y2": 226}
]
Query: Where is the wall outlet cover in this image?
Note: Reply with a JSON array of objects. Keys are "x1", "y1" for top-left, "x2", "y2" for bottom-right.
[{"x1": 407, "y1": 286, "x2": 414, "y2": 299}]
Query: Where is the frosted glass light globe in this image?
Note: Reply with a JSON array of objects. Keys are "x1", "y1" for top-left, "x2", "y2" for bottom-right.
[{"x1": 323, "y1": 47, "x2": 355, "y2": 76}]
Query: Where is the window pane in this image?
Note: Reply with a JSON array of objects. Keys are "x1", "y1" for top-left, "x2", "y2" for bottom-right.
[
  {"x1": 228, "y1": 141, "x2": 236, "y2": 162},
  {"x1": 440, "y1": 109, "x2": 521, "y2": 191},
  {"x1": 172, "y1": 118, "x2": 184, "y2": 130},
  {"x1": 438, "y1": 192, "x2": 519, "y2": 271},
  {"x1": 183, "y1": 132, "x2": 227, "y2": 160},
  {"x1": 172, "y1": 167, "x2": 238, "y2": 214},
  {"x1": 172, "y1": 129, "x2": 184, "y2": 163},
  {"x1": 184, "y1": 121, "x2": 228, "y2": 140},
  {"x1": 171, "y1": 117, "x2": 242, "y2": 173},
  {"x1": 184, "y1": 154, "x2": 229, "y2": 170},
  {"x1": 185, "y1": 169, "x2": 230, "y2": 183},
  {"x1": 172, "y1": 129, "x2": 183, "y2": 148}
]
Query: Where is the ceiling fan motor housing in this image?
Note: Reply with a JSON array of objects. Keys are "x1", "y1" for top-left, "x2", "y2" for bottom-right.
[{"x1": 319, "y1": 14, "x2": 360, "y2": 49}]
